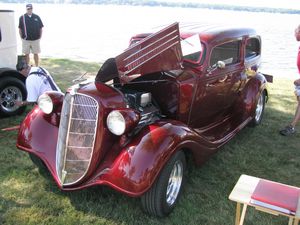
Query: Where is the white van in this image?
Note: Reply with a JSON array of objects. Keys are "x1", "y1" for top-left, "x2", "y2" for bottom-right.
[
  {"x1": 0, "y1": 10, "x2": 17, "y2": 68},
  {"x1": 0, "y1": 10, "x2": 27, "y2": 117}
]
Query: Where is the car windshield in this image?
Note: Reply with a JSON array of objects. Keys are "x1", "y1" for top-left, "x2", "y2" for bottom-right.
[{"x1": 181, "y1": 34, "x2": 203, "y2": 64}]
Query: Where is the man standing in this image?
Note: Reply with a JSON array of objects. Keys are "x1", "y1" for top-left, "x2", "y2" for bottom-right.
[
  {"x1": 279, "y1": 24, "x2": 300, "y2": 136},
  {"x1": 18, "y1": 3, "x2": 44, "y2": 66}
]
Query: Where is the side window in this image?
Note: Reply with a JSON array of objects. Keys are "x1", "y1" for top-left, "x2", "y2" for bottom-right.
[
  {"x1": 210, "y1": 41, "x2": 240, "y2": 66},
  {"x1": 245, "y1": 38, "x2": 260, "y2": 59},
  {"x1": 0, "y1": 27, "x2": 2, "y2": 42}
]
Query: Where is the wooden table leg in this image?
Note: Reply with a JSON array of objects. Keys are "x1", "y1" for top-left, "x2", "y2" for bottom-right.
[
  {"x1": 235, "y1": 203, "x2": 241, "y2": 225},
  {"x1": 289, "y1": 218, "x2": 294, "y2": 225},
  {"x1": 239, "y1": 204, "x2": 248, "y2": 225},
  {"x1": 294, "y1": 218, "x2": 299, "y2": 225}
]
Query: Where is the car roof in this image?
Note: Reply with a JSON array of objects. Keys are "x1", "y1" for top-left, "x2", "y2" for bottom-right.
[
  {"x1": 181, "y1": 23, "x2": 257, "y2": 42},
  {"x1": 133, "y1": 22, "x2": 258, "y2": 45}
]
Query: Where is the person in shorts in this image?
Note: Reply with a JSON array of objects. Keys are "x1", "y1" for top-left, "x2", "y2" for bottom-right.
[
  {"x1": 18, "y1": 3, "x2": 44, "y2": 66},
  {"x1": 279, "y1": 24, "x2": 300, "y2": 136}
]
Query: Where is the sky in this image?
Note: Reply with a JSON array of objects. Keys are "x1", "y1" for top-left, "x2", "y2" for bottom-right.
[{"x1": 166, "y1": 0, "x2": 300, "y2": 10}]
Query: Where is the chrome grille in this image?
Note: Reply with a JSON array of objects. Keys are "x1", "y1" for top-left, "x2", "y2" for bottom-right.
[{"x1": 56, "y1": 93, "x2": 99, "y2": 186}]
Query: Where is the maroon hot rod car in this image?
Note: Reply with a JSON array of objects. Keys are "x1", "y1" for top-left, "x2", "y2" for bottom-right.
[{"x1": 17, "y1": 23, "x2": 271, "y2": 217}]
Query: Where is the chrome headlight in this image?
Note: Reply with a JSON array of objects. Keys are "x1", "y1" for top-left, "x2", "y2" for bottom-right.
[
  {"x1": 38, "y1": 93, "x2": 53, "y2": 114},
  {"x1": 107, "y1": 110, "x2": 126, "y2": 135}
]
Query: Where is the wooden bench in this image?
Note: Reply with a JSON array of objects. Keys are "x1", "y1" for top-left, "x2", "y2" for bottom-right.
[{"x1": 229, "y1": 174, "x2": 300, "y2": 225}]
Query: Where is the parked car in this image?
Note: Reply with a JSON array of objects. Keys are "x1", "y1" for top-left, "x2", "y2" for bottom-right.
[
  {"x1": 17, "y1": 22, "x2": 272, "y2": 217},
  {"x1": 0, "y1": 10, "x2": 27, "y2": 117}
]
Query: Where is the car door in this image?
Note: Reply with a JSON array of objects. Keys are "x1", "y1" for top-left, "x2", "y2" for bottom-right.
[
  {"x1": 189, "y1": 40, "x2": 242, "y2": 128},
  {"x1": 209, "y1": 40, "x2": 243, "y2": 110}
]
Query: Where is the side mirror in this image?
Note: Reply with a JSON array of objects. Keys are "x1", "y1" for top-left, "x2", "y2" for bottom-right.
[
  {"x1": 216, "y1": 61, "x2": 226, "y2": 69},
  {"x1": 207, "y1": 61, "x2": 226, "y2": 74}
]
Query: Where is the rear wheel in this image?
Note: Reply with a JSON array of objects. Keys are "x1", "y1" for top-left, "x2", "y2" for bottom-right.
[
  {"x1": 0, "y1": 77, "x2": 27, "y2": 117},
  {"x1": 141, "y1": 151, "x2": 186, "y2": 217},
  {"x1": 249, "y1": 91, "x2": 265, "y2": 127}
]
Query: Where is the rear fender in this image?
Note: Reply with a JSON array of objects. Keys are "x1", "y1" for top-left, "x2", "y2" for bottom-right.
[
  {"x1": 236, "y1": 73, "x2": 267, "y2": 119},
  {"x1": 100, "y1": 120, "x2": 206, "y2": 196}
]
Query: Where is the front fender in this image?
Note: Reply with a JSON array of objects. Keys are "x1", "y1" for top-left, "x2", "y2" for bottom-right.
[
  {"x1": 100, "y1": 120, "x2": 200, "y2": 197},
  {"x1": 17, "y1": 107, "x2": 214, "y2": 195},
  {"x1": 16, "y1": 102, "x2": 62, "y2": 187}
]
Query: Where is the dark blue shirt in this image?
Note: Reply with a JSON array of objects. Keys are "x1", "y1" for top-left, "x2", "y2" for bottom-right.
[{"x1": 18, "y1": 13, "x2": 44, "y2": 40}]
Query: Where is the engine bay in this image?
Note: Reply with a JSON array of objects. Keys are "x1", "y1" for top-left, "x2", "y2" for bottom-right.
[{"x1": 121, "y1": 88, "x2": 161, "y2": 127}]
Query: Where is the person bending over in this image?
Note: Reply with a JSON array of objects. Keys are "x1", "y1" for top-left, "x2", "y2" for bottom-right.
[{"x1": 16, "y1": 63, "x2": 61, "y2": 106}]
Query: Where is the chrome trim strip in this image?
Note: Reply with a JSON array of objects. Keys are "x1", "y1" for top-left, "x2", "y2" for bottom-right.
[
  {"x1": 67, "y1": 146, "x2": 93, "y2": 149},
  {"x1": 70, "y1": 118, "x2": 97, "y2": 122},
  {"x1": 61, "y1": 96, "x2": 74, "y2": 184},
  {"x1": 125, "y1": 41, "x2": 179, "y2": 75},
  {"x1": 124, "y1": 30, "x2": 178, "y2": 61},
  {"x1": 69, "y1": 132, "x2": 94, "y2": 135},
  {"x1": 66, "y1": 159, "x2": 90, "y2": 162}
]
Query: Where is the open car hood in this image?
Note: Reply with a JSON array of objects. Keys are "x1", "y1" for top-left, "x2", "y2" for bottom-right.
[{"x1": 96, "y1": 23, "x2": 183, "y2": 84}]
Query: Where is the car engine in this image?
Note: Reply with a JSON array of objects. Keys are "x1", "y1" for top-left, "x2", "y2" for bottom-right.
[{"x1": 122, "y1": 89, "x2": 161, "y2": 128}]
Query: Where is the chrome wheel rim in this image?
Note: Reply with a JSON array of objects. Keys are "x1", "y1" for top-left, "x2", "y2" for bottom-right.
[
  {"x1": 255, "y1": 93, "x2": 264, "y2": 122},
  {"x1": 0, "y1": 86, "x2": 22, "y2": 112},
  {"x1": 166, "y1": 160, "x2": 183, "y2": 206}
]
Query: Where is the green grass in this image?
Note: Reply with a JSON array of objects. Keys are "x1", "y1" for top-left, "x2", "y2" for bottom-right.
[{"x1": 1, "y1": 58, "x2": 300, "y2": 225}]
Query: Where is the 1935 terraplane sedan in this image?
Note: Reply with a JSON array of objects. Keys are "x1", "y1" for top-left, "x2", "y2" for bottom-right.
[{"x1": 17, "y1": 23, "x2": 272, "y2": 217}]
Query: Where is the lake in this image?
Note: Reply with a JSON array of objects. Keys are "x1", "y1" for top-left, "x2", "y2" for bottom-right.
[{"x1": 1, "y1": 3, "x2": 300, "y2": 78}]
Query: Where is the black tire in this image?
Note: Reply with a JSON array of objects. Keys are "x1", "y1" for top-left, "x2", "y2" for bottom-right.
[
  {"x1": 249, "y1": 91, "x2": 265, "y2": 127},
  {"x1": 141, "y1": 151, "x2": 186, "y2": 217},
  {"x1": 0, "y1": 77, "x2": 27, "y2": 117}
]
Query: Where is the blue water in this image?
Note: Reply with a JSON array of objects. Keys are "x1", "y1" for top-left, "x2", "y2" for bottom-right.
[{"x1": 2, "y1": 3, "x2": 300, "y2": 78}]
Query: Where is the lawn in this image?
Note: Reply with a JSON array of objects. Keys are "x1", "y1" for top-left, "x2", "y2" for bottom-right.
[{"x1": 0, "y1": 58, "x2": 299, "y2": 225}]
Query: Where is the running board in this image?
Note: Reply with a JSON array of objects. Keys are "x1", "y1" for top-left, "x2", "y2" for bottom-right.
[{"x1": 195, "y1": 116, "x2": 252, "y2": 147}]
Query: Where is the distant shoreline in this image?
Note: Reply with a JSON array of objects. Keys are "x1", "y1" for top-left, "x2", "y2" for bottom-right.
[
  {"x1": 6, "y1": 0, "x2": 300, "y2": 14},
  {"x1": 100, "y1": 1, "x2": 300, "y2": 14}
]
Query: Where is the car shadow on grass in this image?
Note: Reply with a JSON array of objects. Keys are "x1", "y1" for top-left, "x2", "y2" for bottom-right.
[
  {"x1": 2, "y1": 86, "x2": 299, "y2": 225},
  {"x1": 37, "y1": 103, "x2": 299, "y2": 225}
]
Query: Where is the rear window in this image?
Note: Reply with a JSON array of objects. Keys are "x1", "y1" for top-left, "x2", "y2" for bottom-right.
[{"x1": 245, "y1": 38, "x2": 260, "y2": 59}]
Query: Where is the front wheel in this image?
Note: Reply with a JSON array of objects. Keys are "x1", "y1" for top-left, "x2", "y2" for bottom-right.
[
  {"x1": 249, "y1": 91, "x2": 265, "y2": 127},
  {"x1": 141, "y1": 151, "x2": 186, "y2": 217}
]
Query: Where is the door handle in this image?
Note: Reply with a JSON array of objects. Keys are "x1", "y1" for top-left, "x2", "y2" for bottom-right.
[{"x1": 218, "y1": 75, "x2": 228, "y2": 82}]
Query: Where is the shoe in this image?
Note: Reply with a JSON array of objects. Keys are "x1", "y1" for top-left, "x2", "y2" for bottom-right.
[{"x1": 279, "y1": 125, "x2": 296, "y2": 136}]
